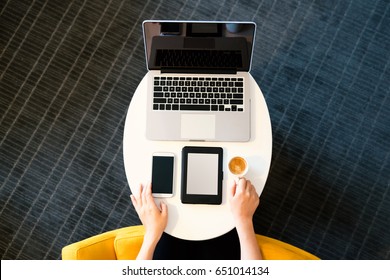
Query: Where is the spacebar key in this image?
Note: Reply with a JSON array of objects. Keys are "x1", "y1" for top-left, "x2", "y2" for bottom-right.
[{"x1": 180, "y1": 105, "x2": 210, "y2": 111}]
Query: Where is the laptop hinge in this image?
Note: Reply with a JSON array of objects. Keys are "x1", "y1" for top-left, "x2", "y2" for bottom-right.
[{"x1": 161, "y1": 67, "x2": 237, "y2": 75}]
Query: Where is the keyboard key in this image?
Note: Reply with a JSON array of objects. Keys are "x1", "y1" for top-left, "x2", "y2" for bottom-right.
[
  {"x1": 180, "y1": 105, "x2": 210, "y2": 111},
  {"x1": 154, "y1": 98, "x2": 166, "y2": 103},
  {"x1": 230, "y1": 99, "x2": 243, "y2": 105}
]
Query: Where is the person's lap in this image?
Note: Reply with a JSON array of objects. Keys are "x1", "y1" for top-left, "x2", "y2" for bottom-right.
[{"x1": 153, "y1": 228, "x2": 241, "y2": 260}]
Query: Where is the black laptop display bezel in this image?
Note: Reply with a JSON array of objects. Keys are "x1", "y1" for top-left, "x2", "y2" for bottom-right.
[{"x1": 142, "y1": 20, "x2": 256, "y2": 73}]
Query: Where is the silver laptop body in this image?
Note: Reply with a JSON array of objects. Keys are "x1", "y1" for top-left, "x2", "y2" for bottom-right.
[{"x1": 143, "y1": 20, "x2": 256, "y2": 142}]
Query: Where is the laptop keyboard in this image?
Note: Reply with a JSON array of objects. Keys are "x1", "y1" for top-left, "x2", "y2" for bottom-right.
[
  {"x1": 155, "y1": 49, "x2": 243, "y2": 68},
  {"x1": 153, "y1": 76, "x2": 244, "y2": 112}
]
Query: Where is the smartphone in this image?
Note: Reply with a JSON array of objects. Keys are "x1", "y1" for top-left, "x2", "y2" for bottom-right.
[{"x1": 151, "y1": 152, "x2": 174, "y2": 197}]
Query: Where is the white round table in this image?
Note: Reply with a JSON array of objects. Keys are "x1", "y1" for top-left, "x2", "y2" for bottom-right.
[{"x1": 123, "y1": 72, "x2": 272, "y2": 240}]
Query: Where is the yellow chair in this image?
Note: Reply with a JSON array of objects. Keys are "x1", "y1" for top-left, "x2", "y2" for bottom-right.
[{"x1": 61, "y1": 225, "x2": 320, "y2": 260}]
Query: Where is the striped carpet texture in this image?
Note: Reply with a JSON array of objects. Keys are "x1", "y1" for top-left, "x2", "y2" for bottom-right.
[{"x1": 1, "y1": 0, "x2": 389, "y2": 259}]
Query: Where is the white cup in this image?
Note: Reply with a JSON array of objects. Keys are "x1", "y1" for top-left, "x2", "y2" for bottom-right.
[{"x1": 228, "y1": 156, "x2": 248, "y2": 178}]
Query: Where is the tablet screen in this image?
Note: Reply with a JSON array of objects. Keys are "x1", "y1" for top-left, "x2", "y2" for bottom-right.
[{"x1": 186, "y1": 153, "x2": 219, "y2": 195}]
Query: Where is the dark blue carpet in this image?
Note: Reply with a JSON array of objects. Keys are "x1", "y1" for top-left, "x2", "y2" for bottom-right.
[{"x1": 0, "y1": 0, "x2": 389, "y2": 259}]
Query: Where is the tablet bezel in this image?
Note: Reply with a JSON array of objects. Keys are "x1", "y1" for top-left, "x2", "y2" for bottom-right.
[{"x1": 181, "y1": 146, "x2": 223, "y2": 205}]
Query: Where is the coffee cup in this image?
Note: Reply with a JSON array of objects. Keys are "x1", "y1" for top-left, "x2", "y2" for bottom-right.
[{"x1": 228, "y1": 156, "x2": 248, "y2": 178}]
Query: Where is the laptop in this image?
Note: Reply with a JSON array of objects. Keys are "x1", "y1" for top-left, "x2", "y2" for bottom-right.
[{"x1": 142, "y1": 20, "x2": 256, "y2": 142}]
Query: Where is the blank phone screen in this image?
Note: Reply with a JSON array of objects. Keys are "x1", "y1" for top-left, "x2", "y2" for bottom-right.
[{"x1": 152, "y1": 156, "x2": 174, "y2": 194}]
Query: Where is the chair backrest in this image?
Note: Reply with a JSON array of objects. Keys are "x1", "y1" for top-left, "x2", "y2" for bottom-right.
[
  {"x1": 62, "y1": 225, "x2": 320, "y2": 260},
  {"x1": 256, "y1": 235, "x2": 320, "y2": 260},
  {"x1": 61, "y1": 225, "x2": 145, "y2": 260}
]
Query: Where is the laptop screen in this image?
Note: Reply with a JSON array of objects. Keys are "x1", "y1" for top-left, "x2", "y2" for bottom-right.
[{"x1": 143, "y1": 21, "x2": 256, "y2": 73}]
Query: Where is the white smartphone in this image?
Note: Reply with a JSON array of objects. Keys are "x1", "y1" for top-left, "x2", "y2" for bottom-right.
[{"x1": 151, "y1": 152, "x2": 174, "y2": 197}]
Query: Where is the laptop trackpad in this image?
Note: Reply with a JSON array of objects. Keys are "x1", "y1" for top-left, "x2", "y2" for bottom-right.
[{"x1": 181, "y1": 114, "x2": 216, "y2": 140}]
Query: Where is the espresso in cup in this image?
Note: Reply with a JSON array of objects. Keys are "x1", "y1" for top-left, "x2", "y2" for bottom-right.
[{"x1": 228, "y1": 156, "x2": 248, "y2": 177}]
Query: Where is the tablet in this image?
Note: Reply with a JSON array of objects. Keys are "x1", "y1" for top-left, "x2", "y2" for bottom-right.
[{"x1": 181, "y1": 146, "x2": 223, "y2": 205}]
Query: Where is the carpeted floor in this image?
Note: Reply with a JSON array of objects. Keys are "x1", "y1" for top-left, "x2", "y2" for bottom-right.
[{"x1": 0, "y1": 0, "x2": 389, "y2": 260}]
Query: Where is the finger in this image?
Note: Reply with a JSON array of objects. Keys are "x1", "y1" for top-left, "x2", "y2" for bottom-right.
[
  {"x1": 130, "y1": 194, "x2": 141, "y2": 215},
  {"x1": 160, "y1": 201, "x2": 168, "y2": 217},
  {"x1": 141, "y1": 183, "x2": 149, "y2": 204},
  {"x1": 133, "y1": 184, "x2": 143, "y2": 206},
  {"x1": 250, "y1": 187, "x2": 260, "y2": 206},
  {"x1": 134, "y1": 184, "x2": 142, "y2": 198},
  {"x1": 145, "y1": 182, "x2": 155, "y2": 203},
  {"x1": 136, "y1": 184, "x2": 143, "y2": 205},
  {"x1": 249, "y1": 187, "x2": 256, "y2": 197},
  {"x1": 236, "y1": 177, "x2": 247, "y2": 193},
  {"x1": 146, "y1": 182, "x2": 152, "y2": 195},
  {"x1": 245, "y1": 180, "x2": 253, "y2": 192},
  {"x1": 130, "y1": 194, "x2": 137, "y2": 207},
  {"x1": 247, "y1": 181, "x2": 258, "y2": 196},
  {"x1": 227, "y1": 179, "x2": 237, "y2": 199},
  {"x1": 246, "y1": 180, "x2": 256, "y2": 192},
  {"x1": 130, "y1": 194, "x2": 136, "y2": 203}
]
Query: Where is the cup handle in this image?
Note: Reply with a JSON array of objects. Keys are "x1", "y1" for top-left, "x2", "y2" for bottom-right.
[{"x1": 234, "y1": 176, "x2": 245, "y2": 185}]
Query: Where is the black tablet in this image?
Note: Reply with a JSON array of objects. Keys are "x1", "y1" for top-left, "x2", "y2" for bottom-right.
[{"x1": 181, "y1": 146, "x2": 223, "y2": 205}]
